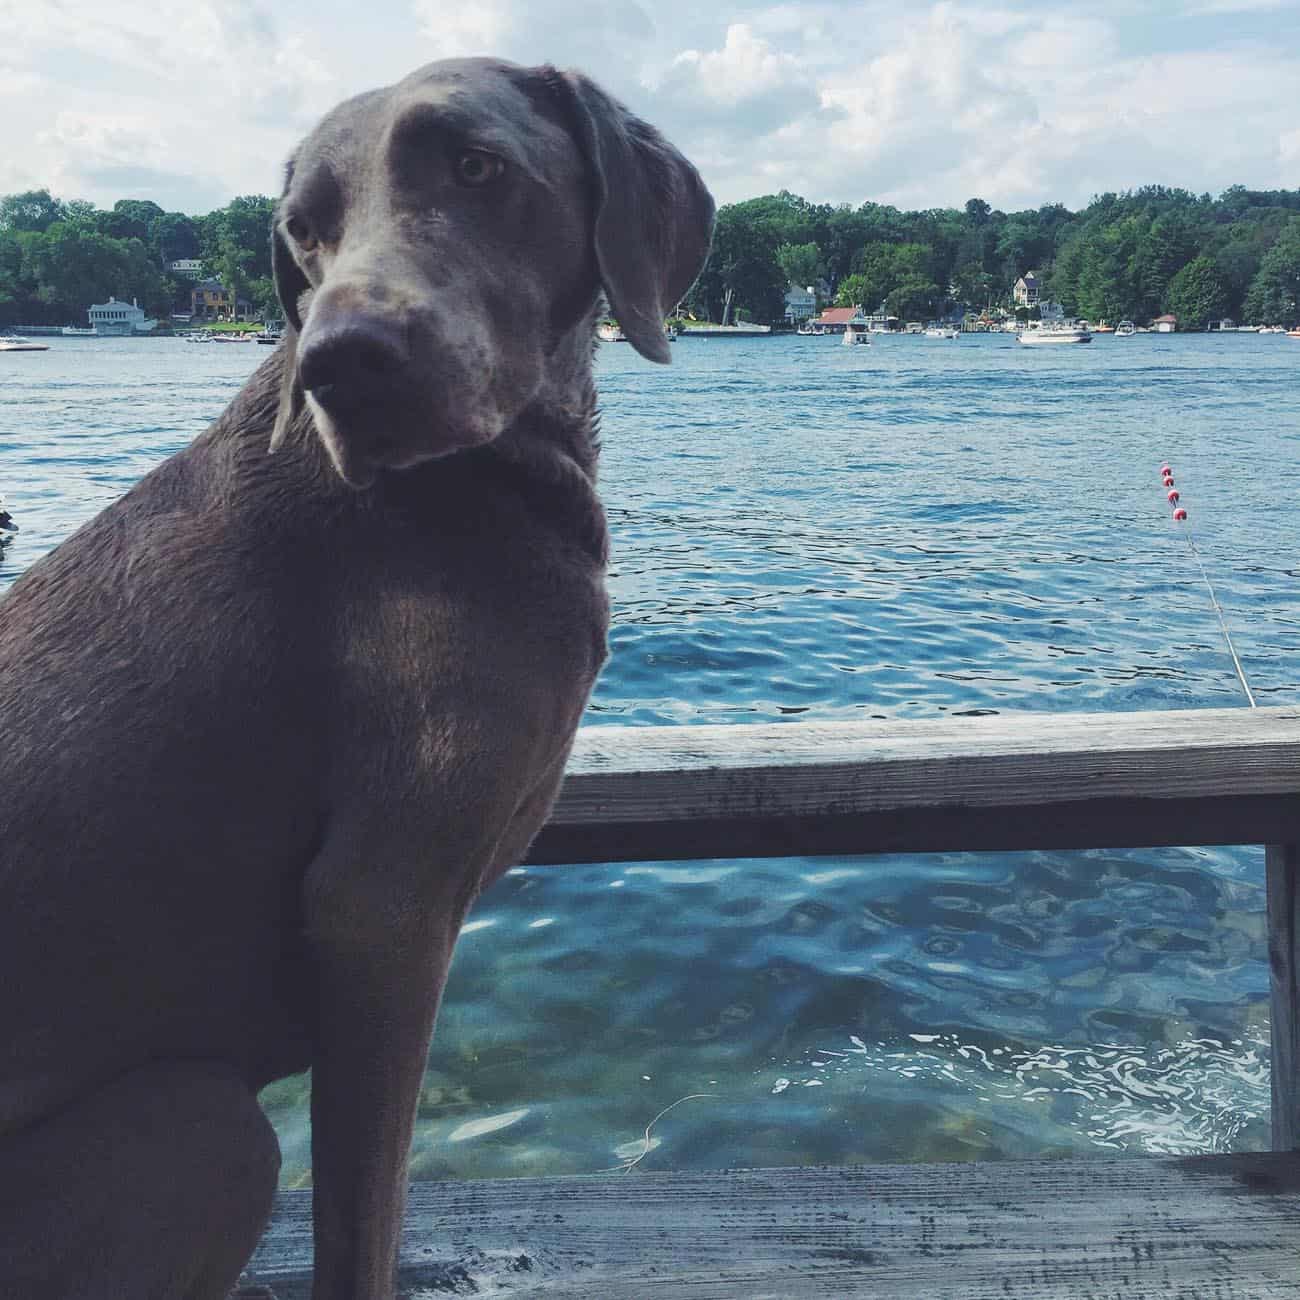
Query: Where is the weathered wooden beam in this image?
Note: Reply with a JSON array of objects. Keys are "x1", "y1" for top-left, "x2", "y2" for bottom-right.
[
  {"x1": 529, "y1": 706, "x2": 1300, "y2": 863},
  {"x1": 245, "y1": 1152, "x2": 1300, "y2": 1298},
  {"x1": 1270, "y1": 842, "x2": 1300, "y2": 1151}
]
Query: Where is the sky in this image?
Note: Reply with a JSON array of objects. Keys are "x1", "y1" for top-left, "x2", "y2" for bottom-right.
[{"x1": 2, "y1": 0, "x2": 1298, "y2": 217}]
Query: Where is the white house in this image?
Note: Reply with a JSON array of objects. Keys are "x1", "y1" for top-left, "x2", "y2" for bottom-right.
[
  {"x1": 1013, "y1": 272, "x2": 1040, "y2": 307},
  {"x1": 168, "y1": 259, "x2": 204, "y2": 278},
  {"x1": 86, "y1": 296, "x2": 157, "y2": 336},
  {"x1": 1153, "y1": 314, "x2": 1177, "y2": 333}
]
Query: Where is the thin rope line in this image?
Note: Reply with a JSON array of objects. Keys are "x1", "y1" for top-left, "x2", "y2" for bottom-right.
[{"x1": 1179, "y1": 525, "x2": 1257, "y2": 709}]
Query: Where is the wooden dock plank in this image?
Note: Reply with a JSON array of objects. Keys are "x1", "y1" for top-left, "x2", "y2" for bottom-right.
[
  {"x1": 245, "y1": 1153, "x2": 1300, "y2": 1298},
  {"x1": 531, "y1": 706, "x2": 1300, "y2": 862}
]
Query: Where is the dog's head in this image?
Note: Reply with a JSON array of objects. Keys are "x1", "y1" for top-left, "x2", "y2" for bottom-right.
[{"x1": 270, "y1": 58, "x2": 715, "y2": 487}]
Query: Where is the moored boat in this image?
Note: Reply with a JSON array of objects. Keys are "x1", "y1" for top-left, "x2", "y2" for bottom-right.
[
  {"x1": 1018, "y1": 323, "x2": 1092, "y2": 345},
  {"x1": 1114, "y1": 321, "x2": 1136, "y2": 338},
  {"x1": 841, "y1": 326, "x2": 870, "y2": 346},
  {"x1": 0, "y1": 334, "x2": 49, "y2": 352},
  {"x1": 923, "y1": 326, "x2": 958, "y2": 339}
]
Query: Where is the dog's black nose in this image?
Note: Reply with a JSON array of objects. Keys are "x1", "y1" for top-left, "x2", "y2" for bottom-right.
[{"x1": 298, "y1": 318, "x2": 409, "y2": 409}]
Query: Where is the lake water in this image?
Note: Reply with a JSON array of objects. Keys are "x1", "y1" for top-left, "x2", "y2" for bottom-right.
[{"x1": 2, "y1": 331, "x2": 1295, "y2": 1185}]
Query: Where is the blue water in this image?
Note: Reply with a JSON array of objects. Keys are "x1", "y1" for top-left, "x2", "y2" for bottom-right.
[{"x1": 2, "y1": 332, "x2": 1294, "y2": 1183}]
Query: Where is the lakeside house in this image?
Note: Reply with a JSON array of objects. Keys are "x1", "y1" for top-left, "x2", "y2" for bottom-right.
[
  {"x1": 190, "y1": 277, "x2": 252, "y2": 322},
  {"x1": 784, "y1": 285, "x2": 817, "y2": 324},
  {"x1": 1013, "y1": 272, "x2": 1041, "y2": 308},
  {"x1": 168, "y1": 259, "x2": 204, "y2": 279},
  {"x1": 1153, "y1": 314, "x2": 1178, "y2": 333},
  {"x1": 86, "y1": 296, "x2": 156, "y2": 336}
]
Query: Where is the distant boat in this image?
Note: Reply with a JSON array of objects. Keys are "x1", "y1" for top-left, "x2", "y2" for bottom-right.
[
  {"x1": 676, "y1": 322, "x2": 772, "y2": 338},
  {"x1": 0, "y1": 334, "x2": 49, "y2": 352},
  {"x1": 1114, "y1": 321, "x2": 1136, "y2": 338},
  {"x1": 1018, "y1": 323, "x2": 1092, "y2": 346},
  {"x1": 1259, "y1": 324, "x2": 1286, "y2": 334},
  {"x1": 597, "y1": 320, "x2": 677, "y2": 343},
  {"x1": 924, "y1": 326, "x2": 958, "y2": 339},
  {"x1": 796, "y1": 322, "x2": 826, "y2": 336},
  {"x1": 842, "y1": 326, "x2": 870, "y2": 346},
  {"x1": 1288, "y1": 329, "x2": 1300, "y2": 340}
]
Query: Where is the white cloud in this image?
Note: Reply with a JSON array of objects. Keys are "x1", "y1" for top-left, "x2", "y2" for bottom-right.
[
  {"x1": 1, "y1": 0, "x2": 1298, "y2": 215},
  {"x1": 671, "y1": 24, "x2": 805, "y2": 105},
  {"x1": 1183, "y1": 0, "x2": 1289, "y2": 13},
  {"x1": 410, "y1": 0, "x2": 512, "y2": 58}
]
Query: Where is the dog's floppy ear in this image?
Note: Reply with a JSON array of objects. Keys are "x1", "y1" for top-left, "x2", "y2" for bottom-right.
[
  {"x1": 268, "y1": 200, "x2": 310, "y2": 453},
  {"x1": 550, "y1": 69, "x2": 715, "y2": 363}
]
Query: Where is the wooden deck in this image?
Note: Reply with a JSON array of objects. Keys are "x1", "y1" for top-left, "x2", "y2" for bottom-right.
[
  {"x1": 247, "y1": 1155, "x2": 1300, "y2": 1297},
  {"x1": 245, "y1": 706, "x2": 1300, "y2": 1297}
]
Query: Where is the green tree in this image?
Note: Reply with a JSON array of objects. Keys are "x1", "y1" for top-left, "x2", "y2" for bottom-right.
[
  {"x1": 775, "y1": 241, "x2": 822, "y2": 292},
  {"x1": 885, "y1": 275, "x2": 941, "y2": 320},
  {"x1": 1244, "y1": 219, "x2": 1300, "y2": 323},
  {"x1": 1133, "y1": 215, "x2": 1197, "y2": 318},
  {"x1": 833, "y1": 274, "x2": 864, "y2": 308},
  {"x1": 0, "y1": 189, "x2": 66, "y2": 233},
  {"x1": 1165, "y1": 255, "x2": 1228, "y2": 329}
]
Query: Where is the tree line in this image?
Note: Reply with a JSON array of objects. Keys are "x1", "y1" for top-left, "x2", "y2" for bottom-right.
[
  {"x1": 682, "y1": 186, "x2": 1300, "y2": 329},
  {"x1": 0, "y1": 190, "x2": 276, "y2": 328},
  {"x1": 4, "y1": 183, "x2": 1300, "y2": 331}
]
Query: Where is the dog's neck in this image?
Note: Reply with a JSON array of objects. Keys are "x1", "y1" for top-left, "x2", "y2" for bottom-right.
[{"x1": 468, "y1": 319, "x2": 607, "y2": 562}]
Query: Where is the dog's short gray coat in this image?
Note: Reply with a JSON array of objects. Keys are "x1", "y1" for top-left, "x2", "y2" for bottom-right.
[{"x1": 0, "y1": 58, "x2": 713, "y2": 1299}]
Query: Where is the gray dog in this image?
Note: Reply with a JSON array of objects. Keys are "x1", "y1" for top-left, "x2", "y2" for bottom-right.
[{"x1": 0, "y1": 59, "x2": 713, "y2": 1299}]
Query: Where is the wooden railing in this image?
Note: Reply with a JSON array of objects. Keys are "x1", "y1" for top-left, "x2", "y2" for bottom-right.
[
  {"x1": 248, "y1": 705, "x2": 1300, "y2": 1296},
  {"x1": 531, "y1": 705, "x2": 1300, "y2": 1149}
]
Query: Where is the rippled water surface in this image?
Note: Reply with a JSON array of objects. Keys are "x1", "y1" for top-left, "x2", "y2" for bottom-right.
[{"x1": 2, "y1": 332, "x2": 1295, "y2": 1183}]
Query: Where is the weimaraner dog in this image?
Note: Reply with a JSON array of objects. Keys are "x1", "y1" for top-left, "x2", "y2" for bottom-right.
[{"x1": 0, "y1": 58, "x2": 713, "y2": 1299}]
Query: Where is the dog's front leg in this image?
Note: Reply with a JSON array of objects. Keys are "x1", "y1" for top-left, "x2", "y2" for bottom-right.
[{"x1": 304, "y1": 841, "x2": 473, "y2": 1300}]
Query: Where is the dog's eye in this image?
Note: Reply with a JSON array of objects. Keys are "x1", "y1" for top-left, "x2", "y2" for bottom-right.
[
  {"x1": 453, "y1": 150, "x2": 504, "y2": 187},
  {"x1": 285, "y1": 215, "x2": 317, "y2": 252}
]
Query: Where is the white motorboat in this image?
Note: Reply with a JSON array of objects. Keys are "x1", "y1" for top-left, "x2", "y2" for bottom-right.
[
  {"x1": 1017, "y1": 323, "x2": 1092, "y2": 345},
  {"x1": 842, "y1": 326, "x2": 870, "y2": 346},
  {"x1": 924, "y1": 326, "x2": 958, "y2": 339},
  {"x1": 0, "y1": 334, "x2": 49, "y2": 352},
  {"x1": 599, "y1": 320, "x2": 679, "y2": 343},
  {"x1": 1114, "y1": 321, "x2": 1136, "y2": 338}
]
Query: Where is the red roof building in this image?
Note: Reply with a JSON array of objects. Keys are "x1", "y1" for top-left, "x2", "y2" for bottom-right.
[{"x1": 812, "y1": 306, "x2": 859, "y2": 329}]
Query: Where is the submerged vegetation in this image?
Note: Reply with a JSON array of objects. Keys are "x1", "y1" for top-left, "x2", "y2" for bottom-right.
[{"x1": 3, "y1": 183, "x2": 1300, "y2": 329}]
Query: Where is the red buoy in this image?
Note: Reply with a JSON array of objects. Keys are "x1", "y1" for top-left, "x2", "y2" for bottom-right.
[
  {"x1": 1160, "y1": 464, "x2": 1171, "y2": 476},
  {"x1": 1167, "y1": 489, "x2": 1179, "y2": 503},
  {"x1": 1173, "y1": 507, "x2": 1188, "y2": 521},
  {"x1": 1163, "y1": 475, "x2": 1175, "y2": 487}
]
